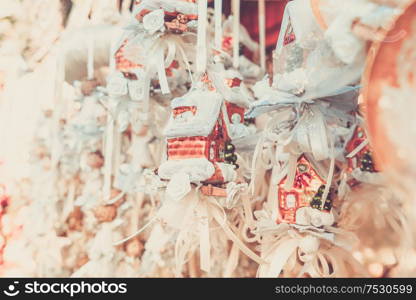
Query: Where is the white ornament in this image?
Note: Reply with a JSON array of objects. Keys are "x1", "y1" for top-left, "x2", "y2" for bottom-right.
[
  {"x1": 295, "y1": 207, "x2": 335, "y2": 227},
  {"x1": 299, "y1": 235, "x2": 320, "y2": 254},
  {"x1": 166, "y1": 172, "x2": 191, "y2": 202}
]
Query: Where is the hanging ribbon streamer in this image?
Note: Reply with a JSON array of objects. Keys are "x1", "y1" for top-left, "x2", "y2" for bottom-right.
[
  {"x1": 283, "y1": 153, "x2": 299, "y2": 191},
  {"x1": 308, "y1": 106, "x2": 330, "y2": 161},
  {"x1": 113, "y1": 213, "x2": 159, "y2": 246},
  {"x1": 101, "y1": 32, "x2": 119, "y2": 200},
  {"x1": 155, "y1": 48, "x2": 170, "y2": 94},
  {"x1": 223, "y1": 229, "x2": 241, "y2": 277},
  {"x1": 198, "y1": 201, "x2": 211, "y2": 273},
  {"x1": 258, "y1": 0, "x2": 266, "y2": 72},
  {"x1": 112, "y1": 124, "x2": 122, "y2": 184},
  {"x1": 232, "y1": 0, "x2": 240, "y2": 69},
  {"x1": 108, "y1": 35, "x2": 117, "y2": 72},
  {"x1": 249, "y1": 135, "x2": 264, "y2": 196},
  {"x1": 210, "y1": 202, "x2": 266, "y2": 266},
  {"x1": 141, "y1": 73, "x2": 151, "y2": 122},
  {"x1": 103, "y1": 114, "x2": 114, "y2": 202},
  {"x1": 274, "y1": 3, "x2": 290, "y2": 56},
  {"x1": 51, "y1": 49, "x2": 66, "y2": 168},
  {"x1": 321, "y1": 135, "x2": 335, "y2": 208},
  {"x1": 346, "y1": 139, "x2": 369, "y2": 158},
  {"x1": 214, "y1": 0, "x2": 223, "y2": 51},
  {"x1": 196, "y1": 0, "x2": 208, "y2": 74},
  {"x1": 176, "y1": 39, "x2": 194, "y2": 86},
  {"x1": 87, "y1": 32, "x2": 95, "y2": 80}
]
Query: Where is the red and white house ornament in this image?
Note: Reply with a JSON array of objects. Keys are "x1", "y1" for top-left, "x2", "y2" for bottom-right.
[{"x1": 277, "y1": 155, "x2": 333, "y2": 226}]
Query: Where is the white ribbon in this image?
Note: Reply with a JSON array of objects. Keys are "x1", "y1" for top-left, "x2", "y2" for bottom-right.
[
  {"x1": 155, "y1": 48, "x2": 170, "y2": 94},
  {"x1": 208, "y1": 196, "x2": 266, "y2": 266},
  {"x1": 223, "y1": 224, "x2": 242, "y2": 277},
  {"x1": 303, "y1": 105, "x2": 330, "y2": 161},
  {"x1": 321, "y1": 134, "x2": 335, "y2": 208},
  {"x1": 87, "y1": 32, "x2": 95, "y2": 80},
  {"x1": 249, "y1": 136, "x2": 275, "y2": 196},
  {"x1": 214, "y1": 0, "x2": 223, "y2": 50},
  {"x1": 51, "y1": 50, "x2": 66, "y2": 169},
  {"x1": 283, "y1": 153, "x2": 299, "y2": 190},
  {"x1": 232, "y1": 0, "x2": 240, "y2": 69},
  {"x1": 113, "y1": 213, "x2": 159, "y2": 246},
  {"x1": 198, "y1": 200, "x2": 211, "y2": 273},
  {"x1": 255, "y1": 217, "x2": 362, "y2": 277},
  {"x1": 224, "y1": 182, "x2": 248, "y2": 209},
  {"x1": 103, "y1": 113, "x2": 115, "y2": 202},
  {"x1": 258, "y1": 0, "x2": 266, "y2": 72},
  {"x1": 166, "y1": 172, "x2": 192, "y2": 202},
  {"x1": 196, "y1": 0, "x2": 208, "y2": 74},
  {"x1": 346, "y1": 139, "x2": 369, "y2": 158}
]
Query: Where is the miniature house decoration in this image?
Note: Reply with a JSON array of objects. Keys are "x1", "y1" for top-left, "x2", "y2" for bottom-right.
[
  {"x1": 277, "y1": 155, "x2": 333, "y2": 225},
  {"x1": 158, "y1": 73, "x2": 252, "y2": 196}
]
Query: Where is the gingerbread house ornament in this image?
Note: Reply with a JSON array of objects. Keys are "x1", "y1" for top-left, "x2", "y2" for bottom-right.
[
  {"x1": 106, "y1": 0, "x2": 199, "y2": 117},
  {"x1": 158, "y1": 88, "x2": 237, "y2": 189},
  {"x1": 277, "y1": 155, "x2": 334, "y2": 226},
  {"x1": 158, "y1": 72, "x2": 252, "y2": 196}
]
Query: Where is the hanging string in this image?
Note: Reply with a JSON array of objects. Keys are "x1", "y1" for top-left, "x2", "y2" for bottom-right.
[
  {"x1": 346, "y1": 139, "x2": 369, "y2": 158},
  {"x1": 103, "y1": 116, "x2": 114, "y2": 202},
  {"x1": 50, "y1": 49, "x2": 66, "y2": 168},
  {"x1": 258, "y1": 0, "x2": 266, "y2": 72},
  {"x1": 232, "y1": 0, "x2": 240, "y2": 69},
  {"x1": 102, "y1": 23, "x2": 118, "y2": 202},
  {"x1": 109, "y1": 37, "x2": 116, "y2": 72},
  {"x1": 121, "y1": 0, "x2": 133, "y2": 17},
  {"x1": 196, "y1": 0, "x2": 208, "y2": 74},
  {"x1": 113, "y1": 214, "x2": 159, "y2": 246},
  {"x1": 214, "y1": 0, "x2": 223, "y2": 51},
  {"x1": 274, "y1": 3, "x2": 290, "y2": 56},
  {"x1": 87, "y1": 32, "x2": 95, "y2": 80},
  {"x1": 321, "y1": 135, "x2": 335, "y2": 209}
]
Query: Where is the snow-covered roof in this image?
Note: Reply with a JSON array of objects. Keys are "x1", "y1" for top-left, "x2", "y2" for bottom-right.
[{"x1": 164, "y1": 89, "x2": 224, "y2": 138}]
